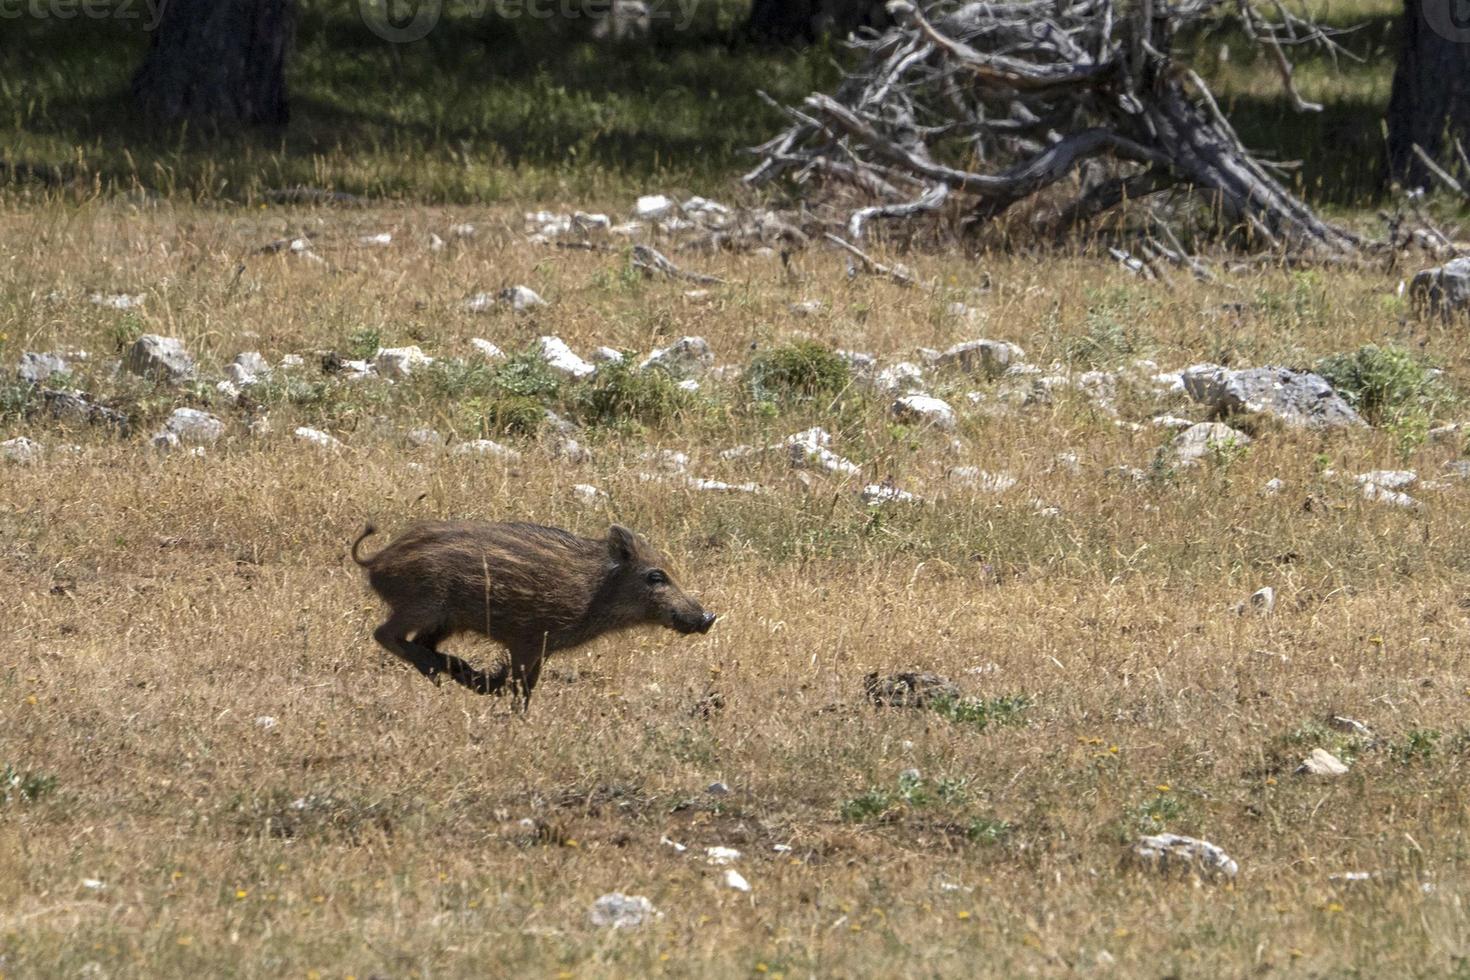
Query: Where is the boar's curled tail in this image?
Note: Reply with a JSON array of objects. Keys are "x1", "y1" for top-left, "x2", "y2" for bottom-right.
[{"x1": 351, "y1": 524, "x2": 379, "y2": 566}]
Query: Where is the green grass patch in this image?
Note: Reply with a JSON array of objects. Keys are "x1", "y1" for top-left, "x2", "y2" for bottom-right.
[
  {"x1": 747, "y1": 341, "x2": 852, "y2": 403},
  {"x1": 2, "y1": 763, "x2": 57, "y2": 805},
  {"x1": 571, "y1": 355, "x2": 693, "y2": 429},
  {"x1": 928, "y1": 694, "x2": 1032, "y2": 732}
]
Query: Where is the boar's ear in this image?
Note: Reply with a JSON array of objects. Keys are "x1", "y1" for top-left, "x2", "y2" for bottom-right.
[{"x1": 607, "y1": 525, "x2": 640, "y2": 564}]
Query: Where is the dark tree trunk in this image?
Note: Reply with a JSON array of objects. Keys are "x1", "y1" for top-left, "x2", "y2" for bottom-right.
[
  {"x1": 747, "y1": 0, "x2": 888, "y2": 42},
  {"x1": 132, "y1": 0, "x2": 295, "y2": 127},
  {"x1": 1387, "y1": 0, "x2": 1470, "y2": 186}
]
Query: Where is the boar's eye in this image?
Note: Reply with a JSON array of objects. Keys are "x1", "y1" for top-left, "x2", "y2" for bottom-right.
[{"x1": 645, "y1": 569, "x2": 668, "y2": 586}]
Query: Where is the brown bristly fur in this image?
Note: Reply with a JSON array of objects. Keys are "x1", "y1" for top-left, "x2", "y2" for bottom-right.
[{"x1": 354, "y1": 520, "x2": 714, "y2": 708}]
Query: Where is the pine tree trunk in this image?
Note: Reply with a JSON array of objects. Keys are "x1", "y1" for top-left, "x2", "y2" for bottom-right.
[
  {"x1": 1386, "y1": 0, "x2": 1470, "y2": 186},
  {"x1": 132, "y1": 0, "x2": 295, "y2": 127},
  {"x1": 746, "y1": 0, "x2": 887, "y2": 42}
]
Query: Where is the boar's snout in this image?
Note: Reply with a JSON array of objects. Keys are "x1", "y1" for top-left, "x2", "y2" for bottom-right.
[{"x1": 670, "y1": 606, "x2": 717, "y2": 635}]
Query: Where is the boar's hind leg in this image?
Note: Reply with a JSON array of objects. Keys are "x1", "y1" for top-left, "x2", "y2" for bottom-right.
[
  {"x1": 373, "y1": 615, "x2": 449, "y2": 684},
  {"x1": 373, "y1": 615, "x2": 489, "y2": 693},
  {"x1": 412, "y1": 627, "x2": 502, "y2": 695}
]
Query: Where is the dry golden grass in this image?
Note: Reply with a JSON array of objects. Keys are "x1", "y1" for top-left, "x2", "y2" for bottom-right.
[{"x1": 3, "y1": 199, "x2": 1470, "y2": 978}]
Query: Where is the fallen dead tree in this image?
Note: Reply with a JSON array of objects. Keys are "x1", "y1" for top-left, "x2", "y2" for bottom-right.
[{"x1": 746, "y1": 0, "x2": 1364, "y2": 258}]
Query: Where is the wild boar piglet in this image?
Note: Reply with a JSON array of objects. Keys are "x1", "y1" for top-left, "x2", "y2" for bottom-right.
[{"x1": 353, "y1": 520, "x2": 716, "y2": 709}]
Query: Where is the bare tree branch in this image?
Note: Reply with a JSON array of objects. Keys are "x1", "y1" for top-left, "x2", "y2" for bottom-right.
[{"x1": 747, "y1": 0, "x2": 1362, "y2": 258}]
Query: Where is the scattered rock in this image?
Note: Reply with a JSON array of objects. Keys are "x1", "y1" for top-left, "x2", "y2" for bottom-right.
[
  {"x1": 704, "y1": 846, "x2": 742, "y2": 866},
  {"x1": 722, "y1": 869, "x2": 752, "y2": 893},
  {"x1": 869, "y1": 361, "x2": 925, "y2": 395},
  {"x1": 537, "y1": 337, "x2": 595, "y2": 379},
  {"x1": 1106, "y1": 465, "x2": 1150, "y2": 484},
  {"x1": 374, "y1": 345, "x2": 432, "y2": 380},
  {"x1": 639, "y1": 449, "x2": 689, "y2": 473},
  {"x1": 1183, "y1": 365, "x2": 1362, "y2": 429},
  {"x1": 1429, "y1": 422, "x2": 1464, "y2": 444},
  {"x1": 588, "y1": 893, "x2": 659, "y2": 929},
  {"x1": 706, "y1": 781, "x2": 731, "y2": 796},
  {"x1": 405, "y1": 428, "x2": 444, "y2": 449},
  {"x1": 1354, "y1": 470, "x2": 1417, "y2": 490},
  {"x1": 164, "y1": 408, "x2": 224, "y2": 446},
  {"x1": 448, "y1": 222, "x2": 476, "y2": 239},
  {"x1": 682, "y1": 196, "x2": 730, "y2": 219},
  {"x1": 786, "y1": 428, "x2": 860, "y2": 476},
  {"x1": 633, "y1": 194, "x2": 675, "y2": 220},
  {"x1": 469, "y1": 338, "x2": 505, "y2": 360},
  {"x1": 1167, "y1": 422, "x2": 1252, "y2": 467},
  {"x1": 789, "y1": 300, "x2": 824, "y2": 316},
  {"x1": 125, "y1": 335, "x2": 196, "y2": 384},
  {"x1": 41, "y1": 390, "x2": 129, "y2": 433},
  {"x1": 1361, "y1": 481, "x2": 1421, "y2": 509},
  {"x1": 948, "y1": 467, "x2": 1017, "y2": 493},
  {"x1": 683, "y1": 477, "x2": 766, "y2": 494},
  {"x1": 935, "y1": 339, "x2": 1025, "y2": 379},
  {"x1": 1129, "y1": 834, "x2": 1238, "y2": 880},
  {"x1": 1296, "y1": 748, "x2": 1350, "y2": 777},
  {"x1": 1151, "y1": 414, "x2": 1195, "y2": 431},
  {"x1": 294, "y1": 426, "x2": 342, "y2": 451},
  {"x1": 1236, "y1": 586, "x2": 1275, "y2": 616},
  {"x1": 89, "y1": 292, "x2": 145, "y2": 310},
  {"x1": 358, "y1": 232, "x2": 393, "y2": 247},
  {"x1": 227, "y1": 352, "x2": 272, "y2": 387},
  {"x1": 254, "y1": 716, "x2": 278, "y2": 730},
  {"x1": 1410, "y1": 256, "x2": 1470, "y2": 319},
  {"x1": 463, "y1": 292, "x2": 496, "y2": 313},
  {"x1": 1261, "y1": 477, "x2": 1286, "y2": 496},
  {"x1": 1, "y1": 437, "x2": 41, "y2": 464},
  {"x1": 572, "y1": 483, "x2": 608, "y2": 505},
  {"x1": 864, "y1": 671, "x2": 960, "y2": 708},
  {"x1": 891, "y1": 394, "x2": 957, "y2": 431},
  {"x1": 500, "y1": 285, "x2": 546, "y2": 312},
  {"x1": 17, "y1": 352, "x2": 68, "y2": 385},
  {"x1": 640, "y1": 336, "x2": 713, "y2": 378},
  {"x1": 1328, "y1": 716, "x2": 1376, "y2": 739},
  {"x1": 860, "y1": 483, "x2": 922, "y2": 505},
  {"x1": 548, "y1": 433, "x2": 590, "y2": 463},
  {"x1": 590, "y1": 346, "x2": 625, "y2": 364},
  {"x1": 452, "y1": 439, "x2": 522, "y2": 461},
  {"x1": 279, "y1": 354, "x2": 306, "y2": 371}
]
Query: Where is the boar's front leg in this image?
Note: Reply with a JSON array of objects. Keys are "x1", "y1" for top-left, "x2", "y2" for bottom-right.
[{"x1": 507, "y1": 644, "x2": 546, "y2": 713}]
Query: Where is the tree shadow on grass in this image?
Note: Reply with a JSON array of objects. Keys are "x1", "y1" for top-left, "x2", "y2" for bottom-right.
[{"x1": 0, "y1": 2, "x2": 842, "y2": 200}]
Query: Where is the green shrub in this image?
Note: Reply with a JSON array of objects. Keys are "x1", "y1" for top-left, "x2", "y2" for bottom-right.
[
  {"x1": 571, "y1": 356, "x2": 692, "y2": 428},
  {"x1": 1, "y1": 764, "x2": 57, "y2": 804},
  {"x1": 345, "y1": 328, "x2": 382, "y2": 361},
  {"x1": 416, "y1": 358, "x2": 497, "y2": 401},
  {"x1": 928, "y1": 694, "x2": 1032, "y2": 732},
  {"x1": 491, "y1": 349, "x2": 563, "y2": 400},
  {"x1": 1066, "y1": 313, "x2": 1142, "y2": 367},
  {"x1": 1314, "y1": 344, "x2": 1450, "y2": 426},
  {"x1": 747, "y1": 341, "x2": 851, "y2": 401},
  {"x1": 461, "y1": 394, "x2": 546, "y2": 436}
]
